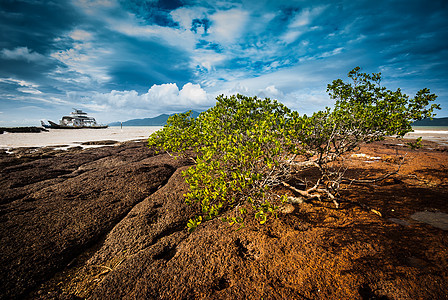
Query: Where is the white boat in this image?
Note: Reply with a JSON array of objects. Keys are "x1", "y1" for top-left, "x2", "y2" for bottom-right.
[{"x1": 41, "y1": 109, "x2": 108, "y2": 129}]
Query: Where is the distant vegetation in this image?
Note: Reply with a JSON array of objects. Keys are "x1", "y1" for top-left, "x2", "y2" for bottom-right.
[
  {"x1": 148, "y1": 67, "x2": 440, "y2": 232},
  {"x1": 109, "y1": 111, "x2": 200, "y2": 126}
]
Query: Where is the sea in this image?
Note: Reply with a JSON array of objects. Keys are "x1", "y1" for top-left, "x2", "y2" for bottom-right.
[{"x1": 1, "y1": 126, "x2": 447, "y2": 150}]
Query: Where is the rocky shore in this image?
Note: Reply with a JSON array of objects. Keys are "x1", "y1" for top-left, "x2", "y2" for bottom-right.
[
  {"x1": 1, "y1": 139, "x2": 447, "y2": 299},
  {"x1": 0, "y1": 127, "x2": 48, "y2": 134}
]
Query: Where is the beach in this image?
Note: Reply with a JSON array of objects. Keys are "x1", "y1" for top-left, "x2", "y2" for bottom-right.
[
  {"x1": 1, "y1": 126, "x2": 447, "y2": 150},
  {"x1": 1, "y1": 130, "x2": 447, "y2": 299},
  {"x1": 0, "y1": 126, "x2": 162, "y2": 149},
  {"x1": 404, "y1": 126, "x2": 448, "y2": 146}
]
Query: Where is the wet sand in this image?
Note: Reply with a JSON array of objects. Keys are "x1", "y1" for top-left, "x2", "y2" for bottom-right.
[
  {"x1": 1, "y1": 126, "x2": 447, "y2": 149},
  {"x1": 403, "y1": 128, "x2": 448, "y2": 146},
  {"x1": 0, "y1": 126, "x2": 162, "y2": 149}
]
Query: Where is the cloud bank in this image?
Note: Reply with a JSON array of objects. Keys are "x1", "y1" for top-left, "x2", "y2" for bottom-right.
[{"x1": 89, "y1": 82, "x2": 211, "y2": 114}]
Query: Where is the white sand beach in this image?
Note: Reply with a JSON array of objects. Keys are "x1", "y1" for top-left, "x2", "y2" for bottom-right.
[
  {"x1": 0, "y1": 126, "x2": 162, "y2": 149},
  {"x1": 404, "y1": 127, "x2": 448, "y2": 145}
]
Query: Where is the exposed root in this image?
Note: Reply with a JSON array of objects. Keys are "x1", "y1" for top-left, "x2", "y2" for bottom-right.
[{"x1": 281, "y1": 181, "x2": 339, "y2": 208}]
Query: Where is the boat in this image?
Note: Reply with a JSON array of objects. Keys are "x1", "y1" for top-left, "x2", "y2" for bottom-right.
[{"x1": 41, "y1": 109, "x2": 108, "y2": 129}]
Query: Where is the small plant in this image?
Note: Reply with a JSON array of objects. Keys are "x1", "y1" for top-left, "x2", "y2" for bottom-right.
[
  {"x1": 187, "y1": 216, "x2": 202, "y2": 233},
  {"x1": 407, "y1": 137, "x2": 423, "y2": 149},
  {"x1": 148, "y1": 67, "x2": 440, "y2": 232}
]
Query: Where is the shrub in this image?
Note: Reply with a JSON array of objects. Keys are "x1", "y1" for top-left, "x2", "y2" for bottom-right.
[{"x1": 148, "y1": 67, "x2": 439, "y2": 231}]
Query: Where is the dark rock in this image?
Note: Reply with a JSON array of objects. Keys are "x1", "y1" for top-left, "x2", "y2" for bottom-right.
[
  {"x1": 1, "y1": 139, "x2": 448, "y2": 300},
  {"x1": 0, "y1": 127, "x2": 48, "y2": 134},
  {"x1": 80, "y1": 140, "x2": 119, "y2": 146},
  {"x1": 0, "y1": 141, "x2": 190, "y2": 299}
]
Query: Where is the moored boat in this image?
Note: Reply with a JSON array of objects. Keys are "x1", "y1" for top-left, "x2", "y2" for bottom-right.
[{"x1": 41, "y1": 109, "x2": 108, "y2": 129}]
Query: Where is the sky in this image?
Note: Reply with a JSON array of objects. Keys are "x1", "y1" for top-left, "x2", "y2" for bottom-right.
[{"x1": 1, "y1": 0, "x2": 447, "y2": 126}]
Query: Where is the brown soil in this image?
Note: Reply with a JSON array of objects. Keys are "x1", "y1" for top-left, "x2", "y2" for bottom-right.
[{"x1": 1, "y1": 139, "x2": 447, "y2": 299}]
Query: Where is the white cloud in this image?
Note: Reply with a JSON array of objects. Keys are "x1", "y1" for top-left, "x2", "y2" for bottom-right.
[
  {"x1": 281, "y1": 30, "x2": 304, "y2": 44},
  {"x1": 144, "y1": 82, "x2": 210, "y2": 108},
  {"x1": 144, "y1": 83, "x2": 180, "y2": 105},
  {"x1": 69, "y1": 29, "x2": 93, "y2": 41},
  {"x1": 0, "y1": 47, "x2": 45, "y2": 62},
  {"x1": 71, "y1": 0, "x2": 198, "y2": 59},
  {"x1": 319, "y1": 47, "x2": 344, "y2": 58},
  {"x1": 192, "y1": 50, "x2": 227, "y2": 71},
  {"x1": 97, "y1": 90, "x2": 140, "y2": 108},
  {"x1": 281, "y1": 6, "x2": 328, "y2": 44},
  {"x1": 110, "y1": 20, "x2": 165, "y2": 38},
  {"x1": 18, "y1": 87, "x2": 43, "y2": 94},
  {"x1": 0, "y1": 77, "x2": 40, "y2": 88},
  {"x1": 258, "y1": 85, "x2": 284, "y2": 99},
  {"x1": 0, "y1": 78, "x2": 44, "y2": 96},
  {"x1": 50, "y1": 42, "x2": 112, "y2": 83},
  {"x1": 178, "y1": 83, "x2": 208, "y2": 105},
  {"x1": 297, "y1": 47, "x2": 344, "y2": 62},
  {"x1": 171, "y1": 6, "x2": 209, "y2": 30},
  {"x1": 290, "y1": 6, "x2": 327, "y2": 28},
  {"x1": 281, "y1": 90, "x2": 332, "y2": 115},
  {"x1": 87, "y1": 82, "x2": 212, "y2": 116},
  {"x1": 105, "y1": 13, "x2": 197, "y2": 51},
  {"x1": 290, "y1": 10, "x2": 312, "y2": 28},
  {"x1": 224, "y1": 84, "x2": 285, "y2": 100},
  {"x1": 208, "y1": 9, "x2": 249, "y2": 44}
]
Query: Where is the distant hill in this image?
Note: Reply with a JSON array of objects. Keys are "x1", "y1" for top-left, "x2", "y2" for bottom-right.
[
  {"x1": 412, "y1": 117, "x2": 448, "y2": 126},
  {"x1": 109, "y1": 111, "x2": 201, "y2": 126},
  {"x1": 111, "y1": 113, "x2": 447, "y2": 127}
]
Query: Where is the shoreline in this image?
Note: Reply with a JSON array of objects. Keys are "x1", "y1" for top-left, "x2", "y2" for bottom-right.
[
  {"x1": 403, "y1": 129, "x2": 448, "y2": 146},
  {"x1": 1, "y1": 126, "x2": 447, "y2": 151},
  {"x1": 0, "y1": 126, "x2": 162, "y2": 149}
]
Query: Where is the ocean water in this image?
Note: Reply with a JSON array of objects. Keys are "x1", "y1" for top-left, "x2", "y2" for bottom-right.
[{"x1": 0, "y1": 126, "x2": 163, "y2": 149}]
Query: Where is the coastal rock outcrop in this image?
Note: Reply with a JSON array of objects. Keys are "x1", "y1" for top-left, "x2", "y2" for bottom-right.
[
  {"x1": 1, "y1": 140, "x2": 447, "y2": 299},
  {"x1": 0, "y1": 141, "x2": 190, "y2": 299},
  {"x1": 0, "y1": 127, "x2": 48, "y2": 134}
]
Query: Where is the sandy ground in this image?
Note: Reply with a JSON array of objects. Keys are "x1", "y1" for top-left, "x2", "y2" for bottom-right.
[
  {"x1": 1, "y1": 126, "x2": 447, "y2": 149},
  {"x1": 0, "y1": 126, "x2": 162, "y2": 149},
  {"x1": 403, "y1": 128, "x2": 448, "y2": 146}
]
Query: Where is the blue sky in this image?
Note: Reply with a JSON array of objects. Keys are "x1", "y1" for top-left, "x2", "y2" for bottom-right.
[{"x1": 1, "y1": 0, "x2": 447, "y2": 126}]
